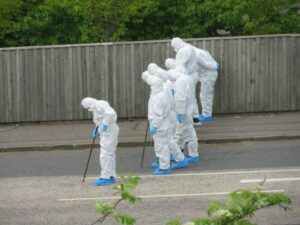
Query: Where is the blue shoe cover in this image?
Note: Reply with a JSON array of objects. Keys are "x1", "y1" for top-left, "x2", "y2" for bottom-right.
[
  {"x1": 187, "y1": 156, "x2": 200, "y2": 164},
  {"x1": 151, "y1": 161, "x2": 159, "y2": 168},
  {"x1": 170, "y1": 155, "x2": 176, "y2": 161},
  {"x1": 171, "y1": 158, "x2": 189, "y2": 169},
  {"x1": 199, "y1": 115, "x2": 212, "y2": 122},
  {"x1": 153, "y1": 168, "x2": 171, "y2": 176},
  {"x1": 93, "y1": 177, "x2": 116, "y2": 186}
]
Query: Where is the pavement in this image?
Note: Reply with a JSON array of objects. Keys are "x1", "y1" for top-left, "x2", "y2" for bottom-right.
[{"x1": 0, "y1": 112, "x2": 299, "y2": 152}]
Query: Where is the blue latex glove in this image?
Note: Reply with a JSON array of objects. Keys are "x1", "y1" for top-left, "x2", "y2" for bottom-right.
[
  {"x1": 177, "y1": 114, "x2": 184, "y2": 123},
  {"x1": 171, "y1": 88, "x2": 175, "y2": 96},
  {"x1": 217, "y1": 63, "x2": 221, "y2": 71},
  {"x1": 92, "y1": 127, "x2": 99, "y2": 138},
  {"x1": 101, "y1": 124, "x2": 108, "y2": 132},
  {"x1": 149, "y1": 126, "x2": 157, "y2": 135}
]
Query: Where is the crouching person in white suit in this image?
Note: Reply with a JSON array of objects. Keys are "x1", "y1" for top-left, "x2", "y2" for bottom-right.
[{"x1": 81, "y1": 97, "x2": 119, "y2": 186}]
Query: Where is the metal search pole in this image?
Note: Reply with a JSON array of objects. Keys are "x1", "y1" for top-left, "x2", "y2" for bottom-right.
[
  {"x1": 140, "y1": 121, "x2": 149, "y2": 168},
  {"x1": 82, "y1": 126, "x2": 98, "y2": 182}
]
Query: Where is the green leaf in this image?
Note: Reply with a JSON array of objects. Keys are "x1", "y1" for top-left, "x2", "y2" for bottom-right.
[
  {"x1": 95, "y1": 200, "x2": 114, "y2": 215},
  {"x1": 113, "y1": 214, "x2": 136, "y2": 225}
]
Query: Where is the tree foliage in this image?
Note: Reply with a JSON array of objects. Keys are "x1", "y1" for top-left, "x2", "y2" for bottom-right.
[
  {"x1": 166, "y1": 186, "x2": 292, "y2": 225},
  {"x1": 1, "y1": 0, "x2": 299, "y2": 47},
  {"x1": 0, "y1": 0, "x2": 23, "y2": 45},
  {"x1": 92, "y1": 174, "x2": 140, "y2": 225},
  {"x1": 94, "y1": 175, "x2": 292, "y2": 225}
]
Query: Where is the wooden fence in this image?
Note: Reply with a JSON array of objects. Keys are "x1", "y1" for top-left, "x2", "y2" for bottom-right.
[{"x1": 0, "y1": 34, "x2": 299, "y2": 123}]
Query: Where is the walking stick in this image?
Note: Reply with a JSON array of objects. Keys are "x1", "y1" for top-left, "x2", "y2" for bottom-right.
[
  {"x1": 140, "y1": 121, "x2": 149, "y2": 168},
  {"x1": 82, "y1": 126, "x2": 98, "y2": 183}
]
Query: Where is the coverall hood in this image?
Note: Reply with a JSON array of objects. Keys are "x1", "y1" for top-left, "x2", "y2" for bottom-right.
[
  {"x1": 142, "y1": 71, "x2": 163, "y2": 94},
  {"x1": 171, "y1": 37, "x2": 187, "y2": 53},
  {"x1": 81, "y1": 97, "x2": 98, "y2": 111},
  {"x1": 165, "y1": 58, "x2": 177, "y2": 70}
]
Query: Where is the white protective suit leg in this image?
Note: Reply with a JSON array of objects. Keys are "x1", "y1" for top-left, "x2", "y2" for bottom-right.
[
  {"x1": 99, "y1": 123, "x2": 119, "y2": 179},
  {"x1": 174, "y1": 122, "x2": 185, "y2": 150},
  {"x1": 167, "y1": 128, "x2": 185, "y2": 162},
  {"x1": 192, "y1": 74, "x2": 200, "y2": 117},
  {"x1": 199, "y1": 71, "x2": 218, "y2": 117},
  {"x1": 177, "y1": 116, "x2": 198, "y2": 157},
  {"x1": 153, "y1": 130, "x2": 171, "y2": 170},
  {"x1": 193, "y1": 98, "x2": 200, "y2": 116},
  {"x1": 200, "y1": 80, "x2": 215, "y2": 117}
]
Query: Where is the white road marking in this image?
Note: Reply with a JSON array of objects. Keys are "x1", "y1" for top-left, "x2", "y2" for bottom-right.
[
  {"x1": 240, "y1": 177, "x2": 300, "y2": 183},
  {"x1": 82, "y1": 168, "x2": 300, "y2": 180},
  {"x1": 58, "y1": 190, "x2": 284, "y2": 201}
]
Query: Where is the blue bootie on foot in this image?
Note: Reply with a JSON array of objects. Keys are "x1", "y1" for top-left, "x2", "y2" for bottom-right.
[
  {"x1": 151, "y1": 161, "x2": 159, "y2": 168},
  {"x1": 171, "y1": 158, "x2": 189, "y2": 169},
  {"x1": 199, "y1": 115, "x2": 213, "y2": 123},
  {"x1": 170, "y1": 155, "x2": 176, "y2": 161},
  {"x1": 186, "y1": 156, "x2": 200, "y2": 164},
  {"x1": 153, "y1": 168, "x2": 171, "y2": 176},
  {"x1": 93, "y1": 177, "x2": 116, "y2": 186}
]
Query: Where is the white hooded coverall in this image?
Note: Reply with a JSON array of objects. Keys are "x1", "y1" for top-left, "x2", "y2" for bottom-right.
[
  {"x1": 147, "y1": 63, "x2": 185, "y2": 163},
  {"x1": 142, "y1": 72, "x2": 183, "y2": 170},
  {"x1": 81, "y1": 98, "x2": 119, "y2": 179},
  {"x1": 171, "y1": 37, "x2": 219, "y2": 117},
  {"x1": 172, "y1": 46, "x2": 199, "y2": 157}
]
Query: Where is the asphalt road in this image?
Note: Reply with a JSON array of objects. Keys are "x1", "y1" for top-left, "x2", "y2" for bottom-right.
[{"x1": 1, "y1": 140, "x2": 300, "y2": 225}]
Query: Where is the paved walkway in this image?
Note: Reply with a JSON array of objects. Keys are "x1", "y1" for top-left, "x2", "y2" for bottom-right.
[{"x1": 0, "y1": 112, "x2": 299, "y2": 152}]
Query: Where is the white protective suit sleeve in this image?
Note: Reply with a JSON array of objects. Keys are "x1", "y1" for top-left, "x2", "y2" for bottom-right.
[
  {"x1": 174, "y1": 79, "x2": 188, "y2": 115},
  {"x1": 196, "y1": 49, "x2": 218, "y2": 71},
  {"x1": 149, "y1": 96, "x2": 167, "y2": 128},
  {"x1": 148, "y1": 63, "x2": 170, "y2": 83}
]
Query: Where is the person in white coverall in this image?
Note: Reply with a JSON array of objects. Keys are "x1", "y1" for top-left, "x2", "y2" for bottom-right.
[
  {"x1": 171, "y1": 37, "x2": 220, "y2": 122},
  {"x1": 172, "y1": 46, "x2": 199, "y2": 163},
  {"x1": 142, "y1": 71, "x2": 188, "y2": 175},
  {"x1": 147, "y1": 63, "x2": 188, "y2": 168},
  {"x1": 81, "y1": 98, "x2": 119, "y2": 186}
]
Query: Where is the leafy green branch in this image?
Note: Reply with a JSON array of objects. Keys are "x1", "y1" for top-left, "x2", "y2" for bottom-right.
[
  {"x1": 91, "y1": 174, "x2": 141, "y2": 225},
  {"x1": 167, "y1": 180, "x2": 292, "y2": 225}
]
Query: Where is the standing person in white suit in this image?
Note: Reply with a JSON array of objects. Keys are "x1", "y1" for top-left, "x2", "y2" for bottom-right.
[
  {"x1": 81, "y1": 98, "x2": 119, "y2": 186},
  {"x1": 142, "y1": 71, "x2": 189, "y2": 175},
  {"x1": 172, "y1": 46, "x2": 199, "y2": 163},
  {"x1": 147, "y1": 63, "x2": 188, "y2": 169},
  {"x1": 171, "y1": 37, "x2": 220, "y2": 123}
]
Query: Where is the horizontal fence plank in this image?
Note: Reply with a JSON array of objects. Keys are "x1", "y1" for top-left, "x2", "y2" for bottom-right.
[{"x1": 0, "y1": 35, "x2": 299, "y2": 123}]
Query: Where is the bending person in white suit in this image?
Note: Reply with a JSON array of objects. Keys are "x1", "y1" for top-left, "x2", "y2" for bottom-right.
[
  {"x1": 171, "y1": 37, "x2": 220, "y2": 122},
  {"x1": 81, "y1": 98, "x2": 119, "y2": 186}
]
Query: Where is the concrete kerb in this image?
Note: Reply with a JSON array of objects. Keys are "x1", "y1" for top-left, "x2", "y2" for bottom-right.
[{"x1": 1, "y1": 135, "x2": 300, "y2": 152}]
